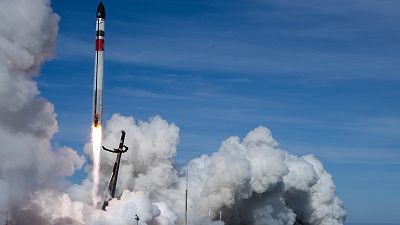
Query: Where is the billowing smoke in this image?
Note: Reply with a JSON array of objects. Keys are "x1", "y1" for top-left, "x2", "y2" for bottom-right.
[
  {"x1": 48, "y1": 115, "x2": 345, "y2": 225},
  {"x1": 0, "y1": 0, "x2": 84, "y2": 222},
  {"x1": 0, "y1": 0, "x2": 346, "y2": 225}
]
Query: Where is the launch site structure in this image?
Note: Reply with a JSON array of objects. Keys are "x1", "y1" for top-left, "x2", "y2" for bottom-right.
[{"x1": 101, "y1": 130, "x2": 129, "y2": 210}]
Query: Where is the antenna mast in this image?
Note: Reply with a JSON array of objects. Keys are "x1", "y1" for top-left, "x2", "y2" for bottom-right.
[{"x1": 185, "y1": 164, "x2": 188, "y2": 225}]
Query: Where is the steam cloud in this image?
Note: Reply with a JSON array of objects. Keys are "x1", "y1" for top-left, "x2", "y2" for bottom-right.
[
  {"x1": 0, "y1": 0, "x2": 346, "y2": 225},
  {"x1": 0, "y1": 0, "x2": 84, "y2": 223}
]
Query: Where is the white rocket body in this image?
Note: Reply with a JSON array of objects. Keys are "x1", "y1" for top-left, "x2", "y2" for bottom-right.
[{"x1": 92, "y1": 2, "x2": 105, "y2": 127}]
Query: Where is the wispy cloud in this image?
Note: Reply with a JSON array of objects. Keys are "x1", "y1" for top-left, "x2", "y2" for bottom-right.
[
  {"x1": 111, "y1": 87, "x2": 189, "y2": 100},
  {"x1": 54, "y1": 35, "x2": 92, "y2": 60},
  {"x1": 54, "y1": 0, "x2": 400, "y2": 80},
  {"x1": 105, "y1": 34, "x2": 400, "y2": 80},
  {"x1": 316, "y1": 116, "x2": 400, "y2": 138},
  {"x1": 285, "y1": 145, "x2": 400, "y2": 165}
]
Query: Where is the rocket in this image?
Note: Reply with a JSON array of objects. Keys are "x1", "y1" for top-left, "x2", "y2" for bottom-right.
[{"x1": 93, "y1": 2, "x2": 105, "y2": 127}]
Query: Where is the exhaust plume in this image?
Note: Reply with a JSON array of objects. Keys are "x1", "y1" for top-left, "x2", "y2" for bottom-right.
[{"x1": 91, "y1": 126, "x2": 102, "y2": 206}]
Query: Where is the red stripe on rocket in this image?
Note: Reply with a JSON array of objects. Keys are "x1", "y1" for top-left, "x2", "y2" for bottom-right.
[{"x1": 96, "y1": 39, "x2": 104, "y2": 51}]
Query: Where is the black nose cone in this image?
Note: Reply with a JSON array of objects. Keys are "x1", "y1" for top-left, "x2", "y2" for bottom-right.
[{"x1": 97, "y1": 2, "x2": 105, "y2": 19}]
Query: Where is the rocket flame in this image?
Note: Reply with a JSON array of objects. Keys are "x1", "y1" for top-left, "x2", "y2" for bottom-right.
[{"x1": 91, "y1": 125, "x2": 102, "y2": 206}]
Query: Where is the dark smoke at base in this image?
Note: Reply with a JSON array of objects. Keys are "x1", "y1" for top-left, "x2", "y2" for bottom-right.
[{"x1": 0, "y1": 0, "x2": 345, "y2": 225}]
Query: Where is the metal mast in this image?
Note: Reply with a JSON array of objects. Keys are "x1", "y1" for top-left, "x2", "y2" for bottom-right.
[{"x1": 185, "y1": 165, "x2": 188, "y2": 225}]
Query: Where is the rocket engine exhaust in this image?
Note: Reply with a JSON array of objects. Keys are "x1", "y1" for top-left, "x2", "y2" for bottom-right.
[
  {"x1": 91, "y1": 125, "x2": 102, "y2": 206},
  {"x1": 91, "y1": 1, "x2": 106, "y2": 207}
]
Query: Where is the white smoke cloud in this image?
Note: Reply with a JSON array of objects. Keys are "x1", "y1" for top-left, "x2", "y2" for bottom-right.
[
  {"x1": 0, "y1": 0, "x2": 346, "y2": 224},
  {"x1": 61, "y1": 115, "x2": 345, "y2": 225},
  {"x1": 0, "y1": 0, "x2": 84, "y2": 221}
]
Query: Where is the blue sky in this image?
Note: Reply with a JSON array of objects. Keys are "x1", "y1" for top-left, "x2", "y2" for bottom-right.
[{"x1": 38, "y1": 0, "x2": 399, "y2": 224}]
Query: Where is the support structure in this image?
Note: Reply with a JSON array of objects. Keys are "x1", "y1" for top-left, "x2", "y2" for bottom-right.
[
  {"x1": 101, "y1": 130, "x2": 129, "y2": 210},
  {"x1": 135, "y1": 214, "x2": 140, "y2": 225}
]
